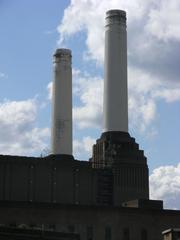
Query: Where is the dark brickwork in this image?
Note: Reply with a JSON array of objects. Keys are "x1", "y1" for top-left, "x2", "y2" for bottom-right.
[
  {"x1": 0, "y1": 132, "x2": 179, "y2": 240},
  {"x1": 0, "y1": 202, "x2": 180, "y2": 240},
  {"x1": 0, "y1": 132, "x2": 149, "y2": 207},
  {"x1": 0, "y1": 154, "x2": 98, "y2": 206},
  {"x1": 0, "y1": 226, "x2": 80, "y2": 240},
  {"x1": 91, "y1": 131, "x2": 149, "y2": 204}
]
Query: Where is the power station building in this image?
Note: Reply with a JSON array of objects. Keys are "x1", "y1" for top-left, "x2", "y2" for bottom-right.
[{"x1": 0, "y1": 9, "x2": 180, "y2": 240}]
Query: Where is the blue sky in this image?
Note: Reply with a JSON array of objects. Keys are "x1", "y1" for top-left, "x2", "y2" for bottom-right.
[{"x1": 0, "y1": 0, "x2": 180, "y2": 208}]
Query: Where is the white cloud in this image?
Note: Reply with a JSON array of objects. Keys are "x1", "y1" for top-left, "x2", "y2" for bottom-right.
[
  {"x1": 145, "y1": 0, "x2": 180, "y2": 42},
  {"x1": 73, "y1": 136, "x2": 96, "y2": 160},
  {"x1": 58, "y1": 0, "x2": 180, "y2": 67},
  {"x1": 73, "y1": 68, "x2": 158, "y2": 132},
  {"x1": 0, "y1": 99, "x2": 50, "y2": 156},
  {"x1": 57, "y1": 0, "x2": 180, "y2": 136},
  {"x1": 128, "y1": 68, "x2": 157, "y2": 132},
  {"x1": 47, "y1": 69, "x2": 103, "y2": 130},
  {"x1": 153, "y1": 88, "x2": 180, "y2": 103},
  {"x1": 73, "y1": 67, "x2": 159, "y2": 133},
  {"x1": 47, "y1": 82, "x2": 52, "y2": 100},
  {"x1": 58, "y1": 0, "x2": 180, "y2": 83},
  {"x1": 57, "y1": 0, "x2": 152, "y2": 64},
  {"x1": 73, "y1": 71, "x2": 103, "y2": 129},
  {"x1": 128, "y1": 67, "x2": 180, "y2": 132},
  {"x1": 150, "y1": 164, "x2": 180, "y2": 209},
  {"x1": 48, "y1": 65, "x2": 180, "y2": 135}
]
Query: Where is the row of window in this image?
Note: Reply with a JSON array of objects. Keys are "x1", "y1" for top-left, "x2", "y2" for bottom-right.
[
  {"x1": 105, "y1": 227, "x2": 148, "y2": 240},
  {"x1": 2, "y1": 224, "x2": 148, "y2": 240},
  {"x1": 87, "y1": 226, "x2": 148, "y2": 240}
]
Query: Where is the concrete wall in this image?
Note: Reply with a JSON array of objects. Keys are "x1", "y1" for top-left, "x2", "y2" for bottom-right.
[
  {"x1": 0, "y1": 155, "x2": 98, "y2": 205},
  {"x1": 0, "y1": 202, "x2": 180, "y2": 240},
  {"x1": 113, "y1": 164, "x2": 149, "y2": 205},
  {"x1": 0, "y1": 151, "x2": 148, "y2": 207},
  {"x1": 92, "y1": 132, "x2": 149, "y2": 205}
]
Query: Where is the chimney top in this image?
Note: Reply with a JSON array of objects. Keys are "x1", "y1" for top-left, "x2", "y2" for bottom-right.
[
  {"x1": 53, "y1": 48, "x2": 71, "y2": 58},
  {"x1": 106, "y1": 9, "x2": 126, "y2": 25}
]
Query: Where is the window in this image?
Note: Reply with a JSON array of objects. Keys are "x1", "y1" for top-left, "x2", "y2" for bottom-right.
[
  {"x1": 68, "y1": 225, "x2": 75, "y2": 233},
  {"x1": 9, "y1": 223, "x2": 16, "y2": 228},
  {"x1": 87, "y1": 225, "x2": 93, "y2": 240},
  {"x1": 176, "y1": 231, "x2": 180, "y2": 240},
  {"x1": 123, "y1": 228, "x2": 130, "y2": 240},
  {"x1": 105, "y1": 226, "x2": 111, "y2": 240},
  {"x1": 141, "y1": 229, "x2": 148, "y2": 240},
  {"x1": 48, "y1": 224, "x2": 56, "y2": 231},
  {"x1": 29, "y1": 224, "x2": 36, "y2": 229}
]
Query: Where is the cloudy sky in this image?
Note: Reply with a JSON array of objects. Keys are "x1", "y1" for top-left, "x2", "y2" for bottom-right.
[{"x1": 0, "y1": 0, "x2": 180, "y2": 209}]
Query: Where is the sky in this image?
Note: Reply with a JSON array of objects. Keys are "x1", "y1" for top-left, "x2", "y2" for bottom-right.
[{"x1": 0, "y1": 0, "x2": 180, "y2": 209}]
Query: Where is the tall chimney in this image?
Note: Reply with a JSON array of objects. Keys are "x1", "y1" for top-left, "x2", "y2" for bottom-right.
[
  {"x1": 103, "y1": 10, "x2": 128, "y2": 133},
  {"x1": 51, "y1": 49, "x2": 72, "y2": 155}
]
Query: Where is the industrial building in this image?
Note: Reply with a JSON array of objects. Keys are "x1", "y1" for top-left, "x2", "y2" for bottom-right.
[
  {"x1": 0, "y1": 226, "x2": 80, "y2": 240},
  {"x1": 0, "y1": 9, "x2": 180, "y2": 240}
]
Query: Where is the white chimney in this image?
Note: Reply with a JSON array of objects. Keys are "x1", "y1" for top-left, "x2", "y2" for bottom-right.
[
  {"x1": 103, "y1": 10, "x2": 128, "y2": 133},
  {"x1": 51, "y1": 49, "x2": 72, "y2": 155}
]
